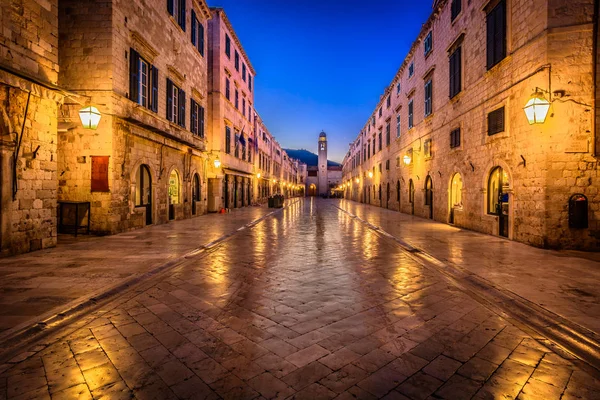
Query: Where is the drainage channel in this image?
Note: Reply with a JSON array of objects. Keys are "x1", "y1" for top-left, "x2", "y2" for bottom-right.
[
  {"x1": 335, "y1": 204, "x2": 600, "y2": 374},
  {"x1": 0, "y1": 200, "x2": 300, "y2": 364}
]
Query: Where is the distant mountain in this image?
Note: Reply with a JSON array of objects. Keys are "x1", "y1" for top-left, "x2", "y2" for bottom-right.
[{"x1": 284, "y1": 149, "x2": 341, "y2": 167}]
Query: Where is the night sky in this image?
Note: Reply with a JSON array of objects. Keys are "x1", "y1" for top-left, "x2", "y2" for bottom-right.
[{"x1": 210, "y1": 0, "x2": 433, "y2": 162}]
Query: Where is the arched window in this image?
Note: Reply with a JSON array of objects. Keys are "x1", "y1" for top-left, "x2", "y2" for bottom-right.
[
  {"x1": 136, "y1": 164, "x2": 151, "y2": 206},
  {"x1": 451, "y1": 173, "x2": 463, "y2": 207},
  {"x1": 409, "y1": 179, "x2": 414, "y2": 203},
  {"x1": 192, "y1": 174, "x2": 201, "y2": 202},
  {"x1": 169, "y1": 170, "x2": 180, "y2": 204},
  {"x1": 488, "y1": 167, "x2": 508, "y2": 214},
  {"x1": 425, "y1": 176, "x2": 433, "y2": 205}
]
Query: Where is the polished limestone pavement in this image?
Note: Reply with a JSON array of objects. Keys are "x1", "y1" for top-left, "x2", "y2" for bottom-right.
[{"x1": 0, "y1": 198, "x2": 599, "y2": 399}]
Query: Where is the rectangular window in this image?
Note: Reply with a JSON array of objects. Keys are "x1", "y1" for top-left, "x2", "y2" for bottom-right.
[
  {"x1": 166, "y1": 78, "x2": 185, "y2": 127},
  {"x1": 378, "y1": 131, "x2": 382, "y2": 151},
  {"x1": 385, "y1": 122, "x2": 390, "y2": 146},
  {"x1": 234, "y1": 133, "x2": 239, "y2": 158},
  {"x1": 408, "y1": 99, "x2": 414, "y2": 128},
  {"x1": 372, "y1": 116, "x2": 375, "y2": 126},
  {"x1": 385, "y1": 160, "x2": 390, "y2": 170},
  {"x1": 379, "y1": 163, "x2": 382, "y2": 173},
  {"x1": 248, "y1": 75, "x2": 252, "y2": 92},
  {"x1": 235, "y1": 51, "x2": 240, "y2": 71},
  {"x1": 396, "y1": 156, "x2": 400, "y2": 167},
  {"x1": 386, "y1": 96, "x2": 391, "y2": 109},
  {"x1": 235, "y1": 89, "x2": 239, "y2": 109},
  {"x1": 129, "y1": 49, "x2": 158, "y2": 112},
  {"x1": 225, "y1": 78, "x2": 230, "y2": 100},
  {"x1": 408, "y1": 62, "x2": 414, "y2": 77},
  {"x1": 449, "y1": 46, "x2": 462, "y2": 98},
  {"x1": 396, "y1": 82, "x2": 401, "y2": 95},
  {"x1": 191, "y1": 11, "x2": 204, "y2": 56},
  {"x1": 378, "y1": 108, "x2": 382, "y2": 118},
  {"x1": 225, "y1": 33, "x2": 231, "y2": 58},
  {"x1": 451, "y1": 0, "x2": 462, "y2": 21},
  {"x1": 488, "y1": 107, "x2": 505, "y2": 135},
  {"x1": 167, "y1": 0, "x2": 186, "y2": 31},
  {"x1": 190, "y1": 100, "x2": 204, "y2": 138},
  {"x1": 242, "y1": 64, "x2": 247, "y2": 81},
  {"x1": 424, "y1": 139, "x2": 432, "y2": 158},
  {"x1": 486, "y1": 0, "x2": 506, "y2": 70},
  {"x1": 367, "y1": 142, "x2": 371, "y2": 159},
  {"x1": 225, "y1": 126, "x2": 231, "y2": 154},
  {"x1": 450, "y1": 128, "x2": 461, "y2": 148},
  {"x1": 424, "y1": 79, "x2": 433, "y2": 117},
  {"x1": 424, "y1": 31, "x2": 433, "y2": 56},
  {"x1": 396, "y1": 114, "x2": 401, "y2": 138},
  {"x1": 242, "y1": 98, "x2": 246, "y2": 117}
]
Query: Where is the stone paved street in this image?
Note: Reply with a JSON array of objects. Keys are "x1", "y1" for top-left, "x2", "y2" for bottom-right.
[{"x1": 1, "y1": 198, "x2": 600, "y2": 399}]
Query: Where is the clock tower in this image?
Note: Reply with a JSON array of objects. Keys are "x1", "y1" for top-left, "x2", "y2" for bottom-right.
[{"x1": 318, "y1": 131, "x2": 328, "y2": 196}]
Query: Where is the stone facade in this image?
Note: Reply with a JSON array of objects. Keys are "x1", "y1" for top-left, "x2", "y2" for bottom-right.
[
  {"x1": 58, "y1": 0, "x2": 212, "y2": 234},
  {"x1": 0, "y1": 0, "x2": 62, "y2": 255},
  {"x1": 342, "y1": 0, "x2": 599, "y2": 250}
]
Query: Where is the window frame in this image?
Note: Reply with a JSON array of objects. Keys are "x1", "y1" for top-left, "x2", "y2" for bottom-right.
[
  {"x1": 486, "y1": 0, "x2": 507, "y2": 70},
  {"x1": 424, "y1": 31, "x2": 433, "y2": 56},
  {"x1": 449, "y1": 46, "x2": 462, "y2": 98},
  {"x1": 408, "y1": 99, "x2": 414, "y2": 129},
  {"x1": 450, "y1": 128, "x2": 461, "y2": 149},
  {"x1": 424, "y1": 79, "x2": 433, "y2": 117},
  {"x1": 487, "y1": 107, "x2": 505, "y2": 136}
]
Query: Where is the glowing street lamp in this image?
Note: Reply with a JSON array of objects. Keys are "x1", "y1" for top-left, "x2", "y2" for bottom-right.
[
  {"x1": 524, "y1": 89, "x2": 551, "y2": 124},
  {"x1": 355, "y1": 178, "x2": 360, "y2": 184},
  {"x1": 79, "y1": 106, "x2": 101, "y2": 130},
  {"x1": 213, "y1": 158, "x2": 221, "y2": 169},
  {"x1": 368, "y1": 171, "x2": 373, "y2": 179},
  {"x1": 257, "y1": 173, "x2": 261, "y2": 179},
  {"x1": 403, "y1": 154, "x2": 411, "y2": 165}
]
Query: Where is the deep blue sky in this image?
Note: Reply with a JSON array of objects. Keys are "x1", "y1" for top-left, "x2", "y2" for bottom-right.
[{"x1": 211, "y1": 0, "x2": 433, "y2": 162}]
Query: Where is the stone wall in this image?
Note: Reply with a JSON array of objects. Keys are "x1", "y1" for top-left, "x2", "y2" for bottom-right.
[{"x1": 343, "y1": 0, "x2": 598, "y2": 250}]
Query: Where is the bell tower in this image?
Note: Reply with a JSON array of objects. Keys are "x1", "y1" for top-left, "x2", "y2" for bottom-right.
[{"x1": 318, "y1": 131, "x2": 328, "y2": 196}]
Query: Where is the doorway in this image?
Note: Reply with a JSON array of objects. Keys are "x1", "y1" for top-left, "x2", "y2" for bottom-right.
[
  {"x1": 136, "y1": 164, "x2": 152, "y2": 225},
  {"x1": 488, "y1": 167, "x2": 509, "y2": 237},
  {"x1": 409, "y1": 179, "x2": 414, "y2": 215},
  {"x1": 192, "y1": 173, "x2": 200, "y2": 215},
  {"x1": 449, "y1": 173, "x2": 462, "y2": 224},
  {"x1": 425, "y1": 175, "x2": 433, "y2": 219}
]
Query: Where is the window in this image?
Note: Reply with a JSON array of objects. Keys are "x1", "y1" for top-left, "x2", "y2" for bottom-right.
[
  {"x1": 234, "y1": 50, "x2": 239, "y2": 71},
  {"x1": 166, "y1": 78, "x2": 185, "y2": 127},
  {"x1": 408, "y1": 99, "x2": 414, "y2": 128},
  {"x1": 242, "y1": 64, "x2": 246, "y2": 81},
  {"x1": 424, "y1": 31, "x2": 433, "y2": 56},
  {"x1": 249, "y1": 75, "x2": 252, "y2": 92},
  {"x1": 386, "y1": 96, "x2": 391, "y2": 109},
  {"x1": 225, "y1": 126, "x2": 231, "y2": 154},
  {"x1": 408, "y1": 62, "x2": 414, "y2": 77},
  {"x1": 486, "y1": 0, "x2": 507, "y2": 70},
  {"x1": 242, "y1": 98, "x2": 246, "y2": 117},
  {"x1": 385, "y1": 122, "x2": 390, "y2": 146},
  {"x1": 425, "y1": 176, "x2": 432, "y2": 205},
  {"x1": 191, "y1": 11, "x2": 204, "y2": 56},
  {"x1": 488, "y1": 107, "x2": 505, "y2": 135},
  {"x1": 424, "y1": 79, "x2": 433, "y2": 117},
  {"x1": 225, "y1": 34, "x2": 231, "y2": 58},
  {"x1": 385, "y1": 160, "x2": 390, "y2": 170},
  {"x1": 190, "y1": 99, "x2": 204, "y2": 137},
  {"x1": 396, "y1": 156, "x2": 400, "y2": 167},
  {"x1": 234, "y1": 133, "x2": 239, "y2": 158},
  {"x1": 378, "y1": 131, "x2": 382, "y2": 151},
  {"x1": 367, "y1": 142, "x2": 370, "y2": 159},
  {"x1": 424, "y1": 139, "x2": 432, "y2": 158},
  {"x1": 449, "y1": 46, "x2": 462, "y2": 98},
  {"x1": 129, "y1": 49, "x2": 158, "y2": 112},
  {"x1": 396, "y1": 82, "x2": 401, "y2": 95},
  {"x1": 396, "y1": 114, "x2": 401, "y2": 138},
  {"x1": 167, "y1": 0, "x2": 185, "y2": 31},
  {"x1": 378, "y1": 107, "x2": 382, "y2": 118},
  {"x1": 225, "y1": 78, "x2": 230, "y2": 100},
  {"x1": 372, "y1": 116, "x2": 375, "y2": 126},
  {"x1": 409, "y1": 179, "x2": 415, "y2": 203},
  {"x1": 450, "y1": 128, "x2": 461, "y2": 148},
  {"x1": 242, "y1": 142, "x2": 246, "y2": 161},
  {"x1": 378, "y1": 164, "x2": 382, "y2": 173},
  {"x1": 451, "y1": 0, "x2": 462, "y2": 21},
  {"x1": 235, "y1": 89, "x2": 239, "y2": 109}
]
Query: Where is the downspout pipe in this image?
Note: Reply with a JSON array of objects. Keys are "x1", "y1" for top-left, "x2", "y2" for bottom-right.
[{"x1": 593, "y1": 0, "x2": 599, "y2": 157}]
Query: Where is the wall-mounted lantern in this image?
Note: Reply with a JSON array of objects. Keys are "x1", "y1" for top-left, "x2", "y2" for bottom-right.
[
  {"x1": 79, "y1": 106, "x2": 101, "y2": 129},
  {"x1": 213, "y1": 158, "x2": 221, "y2": 169},
  {"x1": 523, "y1": 89, "x2": 551, "y2": 124},
  {"x1": 257, "y1": 173, "x2": 261, "y2": 179},
  {"x1": 355, "y1": 178, "x2": 360, "y2": 184},
  {"x1": 368, "y1": 171, "x2": 373, "y2": 179},
  {"x1": 403, "y1": 148, "x2": 414, "y2": 165}
]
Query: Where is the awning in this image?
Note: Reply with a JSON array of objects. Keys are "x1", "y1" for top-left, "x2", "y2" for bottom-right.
[{"x1": 223, "y1": 168, "x2": 254, "y2": 178}]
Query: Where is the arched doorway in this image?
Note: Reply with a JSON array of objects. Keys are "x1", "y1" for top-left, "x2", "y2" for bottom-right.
[
  {"x1": 396, "y1": 180, "x2": 400, "y2": 211},
  {"x1": 136, "y1": 164, "x2": 152, "y2": 225},
  {"x1": 449, "y1": 173, "x2": 463, "y2": 224},
  {"x1": 168, "y1": 169, "x2": 180, "y2": 220},
  {"x1": 488, "y1": 167, "x2": 510, "y2": 237},
  {"x1": 309, "y1": 184, "x2": 317, "y2": 196},
  {"x1": 409, "y1": 179, "x2": 415, "y2": 215},
  {"x1": 386, "y1": 183, "x2": 390, "y2": 209},
  {"x1": 192, "y1": 173, "x2": 201, "y2": 215},
  {"x1": 425, "y1": 175, "x2": 433, "y2": 219}
]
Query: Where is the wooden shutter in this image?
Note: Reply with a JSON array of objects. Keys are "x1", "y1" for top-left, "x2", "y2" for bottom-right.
[
  {"x1": 198, "y1": 23, "x2": 204, "y2": 56},
  {"x1": 166, "y1": 78, "x2": 173, "y2": 121},
  {"x1": 129, "y1": 49, "x2": 139, "y2": 101},
  {"x1": 150, "y1": 66, "x2": 159, "y2": 112},
  {"x1": 199, "y1": 105, "x2": 204, "y2": 138},
  {"x1": 191, "y1": 10, "x2": 196, "y2": 46},
  {"x1": 190, "y1": 100, "x2": 197, "y2": 134},
  {"x1": 488, "y1": 107, "x2": 505, "y2": 135},
  {"x1": 167, "y1": 0, "x2": 174, "y2": 16},
  {"x1": 495, "y1": 1, "x2": 506, "y2": 63},
  {"x1": 179, "y1": 0, "x2": 186, "y2": 31},
  {"x1": 91, "y1": 156, "x2": 110, "y2": 192},
  {"x1": 486, "y1": 8, "x2": 495, "y2": 69},
  {"x1": 178, "y1": 89, "x2": 186, "y2": 127}
]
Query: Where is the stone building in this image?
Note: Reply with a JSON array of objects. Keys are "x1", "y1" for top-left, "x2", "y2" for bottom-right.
[
  {"x1": 342, "y1": 0, "x2": 599, "y2": 250},
  {"x1": 58, "y1": 0, "x2": 212, "y2": 234},
  {"x1": 206, "y1": 7, "x2": 256, "y2": 211},
  {"x1": 0, "y1": 0, "x2": 63, "y2": 255}
]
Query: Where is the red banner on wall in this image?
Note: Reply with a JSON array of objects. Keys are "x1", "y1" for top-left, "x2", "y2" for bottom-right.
[{"x1": 91, "y1": 156, "x2": 110, "y2": 192}]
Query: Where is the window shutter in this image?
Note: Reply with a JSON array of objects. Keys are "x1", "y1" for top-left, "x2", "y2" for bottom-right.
[
  {"x1": 190, "y1": 100, "x2": 197, "y2": 134},
  {"x1": 179, "y1": 89, "x2": 186, "y2": 127},
  {"x1": 167, "y1": 0, "x2": 174, "y2": 16},
  {"x1": 179, "y1": 0, "x2": 186, "y2": 31},
  {"x1": 486, "y1": 10, "x2": 495, "y2": 69},
  {"x1": 495, "y1": 1, "x2": 506, "y2": 63},
  {"x1": 129, "y1": 49, "x2": 140, "y2": 101},
  {"x1": 191, "y1": 10, "x2": 196, "y2": 46},
  {"x1": 199, "y1": 106, "x2": 204, "y2": 138},
  {"x1": 166, "y1": 78, "x2": 173, "y2": 121},
  {"x1": 151, "y1": 66, "x2": 159, "y2": 112},
  {"x1": 198, "y1": 23, "x2": 204, "y2": 56}
]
